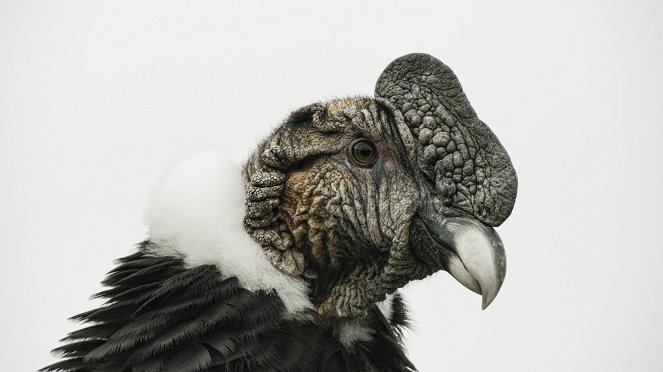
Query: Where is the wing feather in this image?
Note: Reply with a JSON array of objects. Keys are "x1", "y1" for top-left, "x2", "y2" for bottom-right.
[
  {"x1": 43, "y1": 241, "x2": 417, "y2": 372},
  {"x1": 42, "y1": 243, "x2": 310, "y2": 372}
]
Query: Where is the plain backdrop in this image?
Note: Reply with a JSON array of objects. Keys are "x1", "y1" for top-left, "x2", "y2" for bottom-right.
[{"x1": 1, "y1": 1, "x2": 662, "y2": 371}]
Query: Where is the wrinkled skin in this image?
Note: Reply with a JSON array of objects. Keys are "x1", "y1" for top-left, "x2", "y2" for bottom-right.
[
  {"x1": 376, "y1": 53, "x2": 517, "y2": 226},
  {"x1": 243, "y1": 54, "x2": 517, "y2": 318},
  {"x1": 41, "y1": 53, "x2": 516, "y2": 372},
  {"x1": 280, "y1": 99, "x2": 433, "y2": 316}
]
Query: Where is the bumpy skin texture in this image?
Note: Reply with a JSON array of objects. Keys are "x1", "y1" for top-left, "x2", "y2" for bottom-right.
[
  {"x1": 244, "y1": 98, "x2": 433, "y2": 318},
  {"x1": 44, "y1": 53, "x2": 518, "y2": 372},
  {"x1": 376, "y1": 53, "x2": 517, "y2": 226},
  {"x1": 243, "y1": 54, "x2": 517, "y2": 318}
]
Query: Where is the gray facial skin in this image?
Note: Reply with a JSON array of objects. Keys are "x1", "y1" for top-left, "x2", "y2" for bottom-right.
[{"x1": 243, "y1": 54, "x2": 517, "y2": 318}]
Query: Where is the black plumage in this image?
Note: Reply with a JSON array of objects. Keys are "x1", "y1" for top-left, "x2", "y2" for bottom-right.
[
  {"x1": 44, "y1": 53, "x2": 518, "y2": 372},
  {"x1": 43, "y1": 241, "x2": 415, "y2": 372}
]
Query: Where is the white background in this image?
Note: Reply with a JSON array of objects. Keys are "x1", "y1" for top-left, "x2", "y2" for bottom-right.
[{"x1": 2, "y1": 1, "x2": 662, "y2": 371}]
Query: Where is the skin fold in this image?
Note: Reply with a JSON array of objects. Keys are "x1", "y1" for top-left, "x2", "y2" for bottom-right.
[
  {"x1": 243, "y1": 54, "x2": 517, "y2": 318},
  {"x1": 43, "y1": 53, "x2": 517, "y2": 372}
]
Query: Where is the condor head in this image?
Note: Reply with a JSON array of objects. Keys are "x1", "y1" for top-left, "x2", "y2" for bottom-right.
[{"x1": 243, "y1": 54, "x2": 517, "y2": 318}]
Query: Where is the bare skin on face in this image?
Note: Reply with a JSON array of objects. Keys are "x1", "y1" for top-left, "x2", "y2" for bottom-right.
[
  {"x1": 43, "y1": 54, "x2": 517, "y2": 372},
  {"x1": 245, "y1": 98, "x2": 432, "y2": 317},
  {"x1": 244, "y1": 55, "x2": 517, "y2": 318},
  {"x1": 282, "y1": 158, "x2": 415, "y2": 311}
]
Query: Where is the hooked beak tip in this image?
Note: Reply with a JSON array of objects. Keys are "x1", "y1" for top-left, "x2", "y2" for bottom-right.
[
  {"x1": 481, "y1": 287, "x2": 498, "y2": 310},
  {"x1": 411, "y1": 215, "x2": 507, "y2": 310}
]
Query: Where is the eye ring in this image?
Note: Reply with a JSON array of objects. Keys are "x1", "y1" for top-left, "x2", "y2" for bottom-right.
[{"x1": 348, "y1": 138, "x2": 378, "y2": 166}]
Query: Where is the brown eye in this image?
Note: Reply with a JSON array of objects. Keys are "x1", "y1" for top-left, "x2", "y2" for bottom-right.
[{"x1": 350, "y1": 139, "x2": 378, "y2": 166}]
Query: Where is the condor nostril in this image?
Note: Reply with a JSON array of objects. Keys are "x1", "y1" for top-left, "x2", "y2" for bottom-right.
[{"x1": 477, "y1": 203, "x2": 487, "y2": 219}]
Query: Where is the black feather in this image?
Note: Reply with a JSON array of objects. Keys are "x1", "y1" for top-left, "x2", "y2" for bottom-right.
[
  {"x1": 164, "y1": 345, "x2": 212, "y2": 372},
  {"x1": 44, "y1": 244, "x2": 417, "y2": 372},
  {"x1": 91, "y1": 282, "x2": 160, "y2": 302},
  {"x1": 60, "y1": 322, "x2": 121, "y2": 342},
  {"x1": 131, "y1": 357, "x2": 164, "y2": 372},
  {"x1": 39, "y1": 357, "x2": 87, "y2": 372},
  {"x1": 52, "y1": 340, "x2": 105, "y2": 358},
  {"x1": 388, "y1": 292, "x2": 411, "y2": 337}
]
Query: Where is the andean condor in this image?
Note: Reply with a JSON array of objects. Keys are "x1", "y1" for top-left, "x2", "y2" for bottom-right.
[{"x1": 43, "y1": 53, "x2": 518, "y2": 372}]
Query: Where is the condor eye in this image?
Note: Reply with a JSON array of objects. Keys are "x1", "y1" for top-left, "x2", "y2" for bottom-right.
[{"x1": 349, "y1": 139, "x2": 378, "y2": 166}]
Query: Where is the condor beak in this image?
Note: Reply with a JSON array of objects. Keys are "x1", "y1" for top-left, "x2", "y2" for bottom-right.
[{"x1": 410, "y1": 209, "x2": 507, "y2": 309}]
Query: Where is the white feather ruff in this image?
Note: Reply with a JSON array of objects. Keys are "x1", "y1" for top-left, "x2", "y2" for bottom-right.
[
  {"x1": 336, "y1": 320, "x2": 375, "y2": 347},
  {"x1": 145, "y1": 151, "x2": 313, "y2": 315}
]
